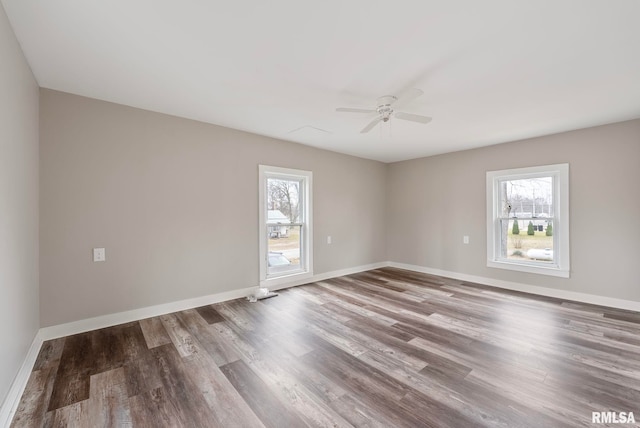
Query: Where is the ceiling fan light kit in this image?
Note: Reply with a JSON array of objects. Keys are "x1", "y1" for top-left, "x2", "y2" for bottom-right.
[
  {"x1": 336, "y1": 89, "x2": 432, "y2": 133},
  {"x1": 376, "y1": 95, "x2": 397, "y2": 122}
]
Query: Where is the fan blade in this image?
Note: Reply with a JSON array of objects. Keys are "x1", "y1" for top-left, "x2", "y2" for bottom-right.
[
  {"x1": 394, "y1": 111, "x2": 432, "y2": 124},
  {"x1": 392, "y1": 88, "x2": 424, "y2": 109},
  {"x1": 336, "y1": 107, "x2": 377, "y2": 114},
  {"x1": 361, "y1": 117, "x2": 382, "y2": 133}
]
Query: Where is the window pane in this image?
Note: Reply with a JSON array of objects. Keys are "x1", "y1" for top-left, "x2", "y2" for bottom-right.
[
  {"x1": 500, "y1": 176, "x2": 554, "y2": 262},
  {"x1": 500, "y1": 176, "x2": 553, "y2": 218},
  {"x1": 267, "y1": 225, "x2": 301, "y2": 275},
  {"x1": 503, "y1": 219, "x2": 554, "y2": 263},
  {"x1": 266, "y1": 176, "x2": 302, "y2": 277},
  {"x1": 267, "y1": 178, "x2": 301, "y2": 223}
]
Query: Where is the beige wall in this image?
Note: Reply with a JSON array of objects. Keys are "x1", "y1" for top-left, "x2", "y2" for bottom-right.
[
  {"x1": 0, "y1": 4, "x2": 39, "y2": 407},
  {"x1": 387, "y1": 119, "x2": 640, "y2": 302},
  {"x1": 39, "y1": 89, "x2": 387, "y2": 327}
]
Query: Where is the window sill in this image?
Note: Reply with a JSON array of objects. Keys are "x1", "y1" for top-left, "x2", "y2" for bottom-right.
[
  {"x1": 487, "y1": 260, "x2": 570, "y2": 278},
  {"x1": 260, "y1": 270, "x2": 313, "y2": 288}
]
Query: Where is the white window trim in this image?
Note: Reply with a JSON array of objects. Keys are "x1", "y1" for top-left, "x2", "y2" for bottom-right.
[
  {"x1": 259, "y1": 165, "x2": 313, "y2": 287},
  {"x1": 486, "y1": 163, "x2": 570, "y2": 278}
]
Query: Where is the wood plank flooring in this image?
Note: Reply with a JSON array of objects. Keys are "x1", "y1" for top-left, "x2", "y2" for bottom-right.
[{"x1": 11, "y1": 267, "x2": 640, "y2": 427}]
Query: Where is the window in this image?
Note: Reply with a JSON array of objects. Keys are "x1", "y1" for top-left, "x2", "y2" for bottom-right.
[
  {"x1": 486, "y1": 163, "x2": 569, "y2": 277},
  {"x1": 259, "y1": 165, "x2": 312, "y2": 285}
]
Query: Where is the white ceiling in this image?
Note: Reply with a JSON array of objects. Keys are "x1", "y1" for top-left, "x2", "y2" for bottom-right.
[{"x1": 3, "y1": 1, "x2": 640, "y2": 162}]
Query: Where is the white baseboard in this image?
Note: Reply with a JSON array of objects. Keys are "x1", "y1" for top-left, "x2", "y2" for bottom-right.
[
  {"x1": 388, "y1": 262, "x2": 640, "y2": 312},
  {"x1": 0, "y1": 330, "x2": 45, "y2": 428},
  {"x1": 38, "y1": 261, "x2": 638, "y2": 342},
  {"x1": 269, "y1": 261, "x2": 389, "y2": 291},
  {"x1": 40, "y1": 261, "x2": 389, "y2": 341},
  {"x1": 39, "y1": 285, "x2": 257, "y2": 341}
]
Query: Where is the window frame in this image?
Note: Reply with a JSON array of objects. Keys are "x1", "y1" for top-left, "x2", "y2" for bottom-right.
[
  {"x1": 258, "y1": 165, "x2": 313, "y2": 286},
  {"x1": 486, "y1": 163, "x2": 570, "y2": 278}
]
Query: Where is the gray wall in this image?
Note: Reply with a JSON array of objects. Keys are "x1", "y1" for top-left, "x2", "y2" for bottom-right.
[
  {"x1": 387, "y1": 119, "x2": 640, "y2": 302},
  {"x1": 34, "y1": 81, "x2": 640, "y2": 328},
  {"x1": 40, "y1": 89, "x2": 387, "y2": 327},
  {"x1": 0, "y1": 4, "x2": 39, "y2": 407}
]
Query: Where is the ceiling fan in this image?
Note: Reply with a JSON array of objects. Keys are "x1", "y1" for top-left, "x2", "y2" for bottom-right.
[{"x1": 336, "y1": 88, "x2": 432, "y2": 133}]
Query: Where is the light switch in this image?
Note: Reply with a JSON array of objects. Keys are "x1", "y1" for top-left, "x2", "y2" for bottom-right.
[
  {"x1": 93, "y1": 247, "x2": 106, "y2": 262},
  {"x1": 327, "y1": 236, "x2": 332, "y2": 244},
  {"x1": 463, "y1": 236, "x2": 469, "y2": 244}
]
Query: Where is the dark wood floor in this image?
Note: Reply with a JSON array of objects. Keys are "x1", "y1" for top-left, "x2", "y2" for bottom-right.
[{"x1": 11, "y1": 267, "x2": 640, "y2": 427}]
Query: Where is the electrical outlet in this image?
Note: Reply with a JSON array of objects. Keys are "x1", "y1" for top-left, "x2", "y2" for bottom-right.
[
  {"x1": 93, "y1": 247, "x2": 106, "y2": 262},
  {"x1": 463, "y1": 236, "x2": 469, "y2": 244}
]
